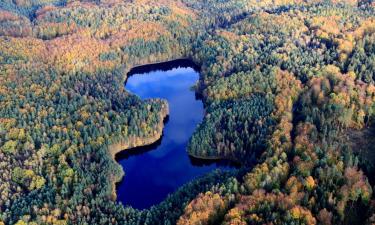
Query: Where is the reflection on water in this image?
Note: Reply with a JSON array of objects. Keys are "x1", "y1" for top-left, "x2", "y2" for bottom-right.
[{"x1": 116, "y1": 65, "x2": 232, "y2": 209}]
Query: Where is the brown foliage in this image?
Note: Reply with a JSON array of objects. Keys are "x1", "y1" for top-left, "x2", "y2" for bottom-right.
[{"x1": 177, "y1": 191, "x2": 228, "y2": 225}]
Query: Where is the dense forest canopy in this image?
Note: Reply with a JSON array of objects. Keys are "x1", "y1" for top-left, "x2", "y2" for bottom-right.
[{"x1": 0, "y1": 0, "x2": 375, "y2": 224}]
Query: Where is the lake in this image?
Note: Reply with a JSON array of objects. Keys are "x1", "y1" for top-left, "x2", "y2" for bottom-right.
[{"x1": 116, "y1": 60, "x2": 232, "y2": 209}]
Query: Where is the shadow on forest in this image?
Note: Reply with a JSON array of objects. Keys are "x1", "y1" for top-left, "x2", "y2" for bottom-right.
[
  {"x1": 346, "y1": 125, "x2": 375, "y2": 185},
  {"x1": 189, "y1": 155, "x2": 241, "y2": 168},
  {"x1": 127, "y1": 58, "x2": 200, "y2": 77}
]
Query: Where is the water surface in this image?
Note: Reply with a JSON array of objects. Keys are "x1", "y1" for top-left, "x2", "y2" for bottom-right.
[{"x1": 116, "y1": 62, "x2": 230, "y2": 209}]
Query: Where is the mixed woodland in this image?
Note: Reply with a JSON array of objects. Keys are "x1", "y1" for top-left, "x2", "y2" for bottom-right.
[{"x1": 0, "y1": 0, "x2": 375, "y2": 224}]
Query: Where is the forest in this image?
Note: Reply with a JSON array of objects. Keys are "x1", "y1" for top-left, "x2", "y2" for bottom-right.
[{"x1": 0, "y1": 0, "x2": 375, "y2": 224}]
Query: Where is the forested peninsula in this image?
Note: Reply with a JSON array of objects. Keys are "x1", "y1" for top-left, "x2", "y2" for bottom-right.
[{"x1": 1, "y1": 0, "x2": 375, "y2": 224}]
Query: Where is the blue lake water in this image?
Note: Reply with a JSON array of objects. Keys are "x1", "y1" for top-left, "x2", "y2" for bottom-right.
[{"x1": 116, "y1": 63, "x2": 231, "y2": 209}]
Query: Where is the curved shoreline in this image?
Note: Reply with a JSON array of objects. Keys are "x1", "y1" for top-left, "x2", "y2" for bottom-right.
[
  {"x1": 108, "y1": 57, "x2": 200, "y2": 201},
  {"x1": 108, "y1": 102, "x2": 169, "y2": 200}
]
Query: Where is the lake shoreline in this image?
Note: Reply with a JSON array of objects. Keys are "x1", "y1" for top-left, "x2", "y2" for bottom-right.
[{"x1": 108, "y1": 101, "x2": 169, "y2": 200}]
